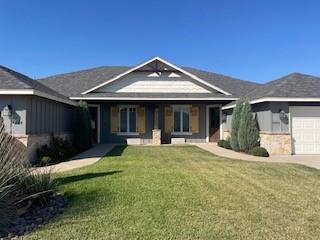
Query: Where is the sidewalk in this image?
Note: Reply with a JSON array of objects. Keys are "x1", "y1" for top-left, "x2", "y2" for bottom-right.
[
  {"x1": 33, "y1": 144, "x2": 115, "y2": 173},
  {"x1": 194, "y1": 143, "x2": 320, "y2": 169}
]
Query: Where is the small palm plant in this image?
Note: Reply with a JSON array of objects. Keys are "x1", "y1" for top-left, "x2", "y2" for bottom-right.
[
  {"x1": 0, "y1": 118, "x2": 57, "y2": 229},
  {"x1": 0, "y1": 117, "x2": 26, "y2": 228}
]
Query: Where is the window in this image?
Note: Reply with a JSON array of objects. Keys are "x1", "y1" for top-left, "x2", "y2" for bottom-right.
[
  {"x1": 173, "y1": 106, "x2": 190, "y2": 133},
  {"x1": 119, "y1": 106, "x2": 137, "y2": 133}
]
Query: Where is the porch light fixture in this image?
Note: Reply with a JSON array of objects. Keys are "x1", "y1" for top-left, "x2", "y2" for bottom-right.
[
  {"x1": 2, "y1": 105, "x2": 12, "y2": 117},
  {"x1": 221, "y1": 113, "x2": 227, "y2": 122},
  {"x1": 279, "y1": 109, "x2": 287, "y2": 121}
]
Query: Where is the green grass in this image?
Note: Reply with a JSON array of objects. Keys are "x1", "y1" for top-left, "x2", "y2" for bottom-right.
[{"x1": 26, "y1": 146, "x2": 320, "y2": 240}]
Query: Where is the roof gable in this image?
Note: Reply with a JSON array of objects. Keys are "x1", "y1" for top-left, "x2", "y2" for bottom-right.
[
  {"x1": 94, "y1": 70, "x2": 216, "y2": 94},
  {"x1": 82, "y1": 57, "x2": 232, "y2": 95}
]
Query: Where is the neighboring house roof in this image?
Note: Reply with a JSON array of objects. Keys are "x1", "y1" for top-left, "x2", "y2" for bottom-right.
[
  {"x1": 39, "y1": 63, "x2": 258, "y2": 99},
  {"x1": 222, "y1": 73, "x2": 320, "y2": 109},
  {"x1": 0, "y1": 65, "x2": 77, "y2": 106}
]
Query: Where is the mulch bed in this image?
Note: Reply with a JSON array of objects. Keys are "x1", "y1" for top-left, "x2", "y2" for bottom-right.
[{"x1": 0, "y1": 194, "x2": 68, "y2": 239}]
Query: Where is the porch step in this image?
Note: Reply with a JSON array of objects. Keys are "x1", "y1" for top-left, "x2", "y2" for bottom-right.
[{"x1": 171, "y1": 138, "x2": 186, "y2": 144}]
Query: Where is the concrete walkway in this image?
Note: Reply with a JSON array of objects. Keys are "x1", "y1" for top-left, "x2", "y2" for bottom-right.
[
  {"x1": 34, "y1": 144, "x2": 115, "y2": 173},
  {"x1": 194, "y1": 143, "x2": 320, "y2": 170}
]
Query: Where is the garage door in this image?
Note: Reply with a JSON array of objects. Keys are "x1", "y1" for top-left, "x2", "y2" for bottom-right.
[{"x1": 291, "y1": 107, "x2": 320, "y2": 154}]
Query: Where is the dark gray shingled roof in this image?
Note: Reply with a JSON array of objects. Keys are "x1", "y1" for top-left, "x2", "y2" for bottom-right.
[
  {"x1": 0, "y1": 65, "x2": 72, "y2": 101},
  {"x1": 38, "y1": 66, "x2": 129, "y2": 97},
  {"x1": 222, "y1": 72, "x2": 320, "y2": 109},
  {"x1": 246, "y1": 73, "x2": 320, "y2": 99},
  {"x1": 182, "y1": 67, "x2": 260, "y2": 97},
  {"x1": 39, "y1": 66, "x2": 259, "y2": 98}
]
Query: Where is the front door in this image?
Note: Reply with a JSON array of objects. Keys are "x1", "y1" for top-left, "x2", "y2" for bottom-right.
[
  {"x1": 89, "y1": 106, "x2": 98, "y2": 144},
  {"x1": 209, "y1": 108, "x2": 220, "y2": 142}
]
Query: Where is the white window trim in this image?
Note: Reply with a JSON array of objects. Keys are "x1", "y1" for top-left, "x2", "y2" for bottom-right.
[
  {"x1": 118, "y1": 105, "x2": 139, "y2": 135},
  {"x1": 172, "y1": 105, "x2": 192, "y2": 134},
  {"x1": 171, "y1": 132, "x2": 193, "y2": 136},
  {"x1": 117, "y1": 132, "x2": 139, "y2": 136}
]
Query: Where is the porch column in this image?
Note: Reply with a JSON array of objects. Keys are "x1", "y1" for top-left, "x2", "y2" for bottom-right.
[
  {"x1": 154, "y1": 108, "x2": 159, "y2": 129},
  {"x1": 152, "y1": 107, "x2": 161, "y2": 145}
]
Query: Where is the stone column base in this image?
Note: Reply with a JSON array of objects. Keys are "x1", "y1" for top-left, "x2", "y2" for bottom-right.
[
  {"x1": 223, "y1": 131, "x2": 230, "y2": 140},
  {"x1": 260, "y1": 132, "x2": 292, "y2": 155},
  {"x1": 152, "y1": 129, "x2": 161, "y2": 145},
  {"x1": 13, "y1": 133, "x2": 72, "y2": 163}
]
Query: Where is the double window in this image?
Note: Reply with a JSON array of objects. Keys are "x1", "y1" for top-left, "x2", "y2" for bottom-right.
[
  {"x1": 119, "y1": 106, "x2": 137, "y2": 133},
  {"x1": 173, "y1": 106, "x2": 190, "y2": 133}
]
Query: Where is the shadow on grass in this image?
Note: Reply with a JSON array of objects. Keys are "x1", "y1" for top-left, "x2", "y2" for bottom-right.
[
  {"x1": 105, "y1": 145, "x2": 127, "y2": 157},
  {"x1": 56, "y1": 170, "x2": 122, "y2": 186}
]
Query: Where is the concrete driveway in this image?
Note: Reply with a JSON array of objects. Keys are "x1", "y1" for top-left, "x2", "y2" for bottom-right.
[{"x1": 194, "y1": 143, "x2": 320, "y2": 170}]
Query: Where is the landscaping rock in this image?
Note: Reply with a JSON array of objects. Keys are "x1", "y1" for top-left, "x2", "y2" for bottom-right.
[{"x1": 0, "y1": 194, "x2": 68, "y2": 240}]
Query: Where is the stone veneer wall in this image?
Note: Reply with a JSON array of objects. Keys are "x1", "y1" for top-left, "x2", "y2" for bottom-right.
[
  {"x1": 13, "y1": 132, "x2": 72, "y2": 163},
  {"x1": 259, "y1": 132, "x2": 292, "y2": 155},
  {"x1": 223, "y1": 131, "x2": 292, "y2": 155}
]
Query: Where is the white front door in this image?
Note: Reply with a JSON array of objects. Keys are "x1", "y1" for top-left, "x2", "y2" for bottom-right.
[{"x1": 291, "y1": 107, "x2": 320, "y2": 154}]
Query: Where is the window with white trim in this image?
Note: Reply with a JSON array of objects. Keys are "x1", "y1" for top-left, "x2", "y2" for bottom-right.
[
  {"x1": 119, "y1": 106, "x2": 137, "y2": 133},
  {"x1": 173, "y1": 106, "x2": 190, "y2": 133}
]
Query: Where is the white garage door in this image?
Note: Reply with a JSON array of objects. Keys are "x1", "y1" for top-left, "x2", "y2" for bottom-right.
[{"x1": 291, "y1": 107, "x2": 320, "y2": 154}]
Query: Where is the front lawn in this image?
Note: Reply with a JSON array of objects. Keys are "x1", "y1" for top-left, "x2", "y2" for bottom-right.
[{"x1": 26, "y1": 146, "x2": 320, "y2": 240}]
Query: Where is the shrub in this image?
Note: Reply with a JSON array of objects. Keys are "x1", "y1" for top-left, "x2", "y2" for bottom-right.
[
  {"x1": 238, "y1": 101, "x2": 260, "y2": 152},
  {"x1": 40, "y1": 156, "x2": 51, "y2": 166},
  {"x1": 217, "y1": 139, "x2": 231, "y2": 149},
  {"x1": 74, "y1": 101, "x2": 92, "y2": 152},
  {"x1": 37, "y1": 135, "x2": 77, "y2": 166},
  {"x1": 230, "y1": 100, "x2": 243, "y2": 151},
  {"x1": 16, "y1": 169, "x2": 57, "y2": 204},
  {"x1": 250, "y1": 147, "x2": 269, "y2": 157}
]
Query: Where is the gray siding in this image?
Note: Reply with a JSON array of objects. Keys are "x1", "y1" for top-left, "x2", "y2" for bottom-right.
[
  {"x1": 26, "y1": 96, "x2": 74, "y2": 134},
  {"x1": 100, "y1": 102, "x2": 154, "y2": 144},
  {"x1": 223, "y1": 102, "x2": 290, "y2": 133},
  {"x1": 0, "y1": 95, "x2": 74, "y2": 136},
  {"x1": 269, "y1": 102, "x2": 289, "y2": 132},
  {"x1": 252, "y1": 102, "x2": 272, "y2": 132},
  {"x1": 160, "y1": 104, "x2": 207, "y2": 143},
  {"x1": 98, "y1": 102, "x2": 208, "y2": 144},
  {"x1": 0, "y1": 95, "x2": 27, "y2": 134}
]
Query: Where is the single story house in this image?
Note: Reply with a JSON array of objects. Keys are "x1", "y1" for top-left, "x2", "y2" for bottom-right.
[{"x1": 0, "y1": 57, "x2": 320, "y2": 159}]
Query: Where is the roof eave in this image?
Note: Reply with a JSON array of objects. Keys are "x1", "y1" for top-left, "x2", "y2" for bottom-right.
[
  {"x1": 0, "y1": 89, "x2": 77, "y2": 106},
  {"x1": 221, "y1": 97, "x2": 320, "y2": 110}
]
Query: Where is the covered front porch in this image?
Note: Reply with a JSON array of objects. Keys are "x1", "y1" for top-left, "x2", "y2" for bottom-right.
[{"x1": 87, "y1": 102, "x2": 227, "y2": 145}]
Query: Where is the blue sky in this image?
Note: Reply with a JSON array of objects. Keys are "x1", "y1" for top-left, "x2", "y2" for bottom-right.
[{"x1": 0, "y1": 0, "x2": 319, "y2": 83}]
